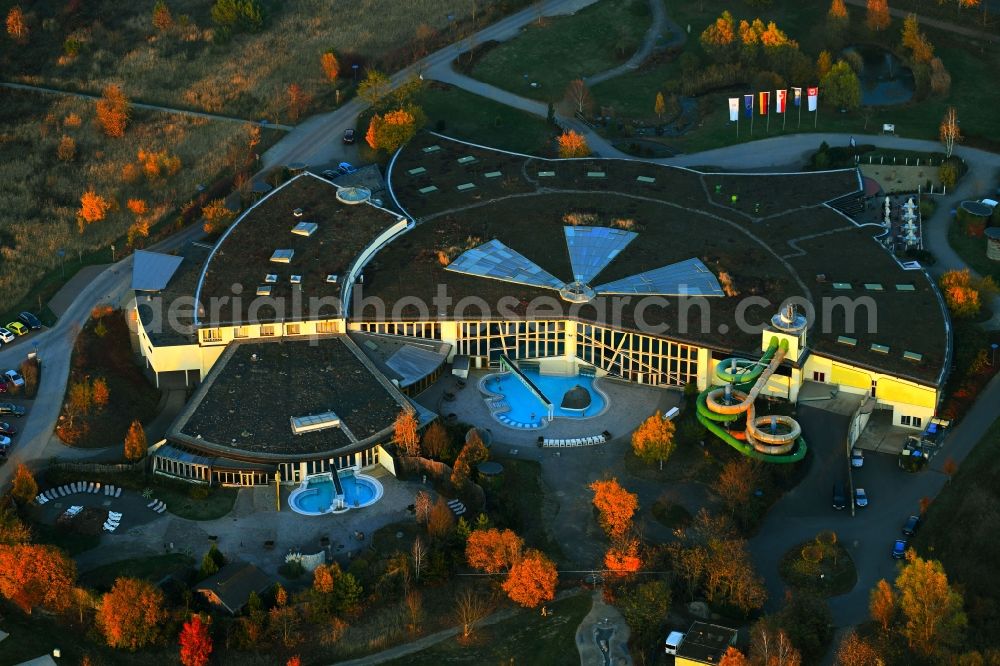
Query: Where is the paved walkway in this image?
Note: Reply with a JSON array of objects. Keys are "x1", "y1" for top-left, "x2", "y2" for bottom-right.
[
  {"x1": 0, "y1": 81, "x2": 294, "y2": 130},
  {"x1": 585, "y1": 0, "x2": 675, "y2": 86},
  {"x1": 46, "y1": 264, "x2": 110, "y2": 317}
]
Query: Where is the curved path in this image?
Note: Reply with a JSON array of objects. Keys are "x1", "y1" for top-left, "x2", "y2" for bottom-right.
[{"x1": 584, "y1": 0, "x2": 675, "y2": 87}]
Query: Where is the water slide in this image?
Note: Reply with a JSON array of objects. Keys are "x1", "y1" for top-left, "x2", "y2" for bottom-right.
[{"x1": 696, "y1": 337, "x2": 807, "y2": 463}]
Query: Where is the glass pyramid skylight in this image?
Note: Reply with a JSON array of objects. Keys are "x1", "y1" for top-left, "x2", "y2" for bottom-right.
[{"x1": 445, "y1": 227, "x2": 724, "y2": 301}]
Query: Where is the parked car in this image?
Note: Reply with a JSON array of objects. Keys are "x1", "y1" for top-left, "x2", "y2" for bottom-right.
[
  {"x1": 855, "y1": 487, "x2": 868, "y2": 508},
  {"x1": 0, "y1": 379, "x2": 7, "y2": 394},
  {"x1": 664, "y1": 631, "x2": 685, "y2": 655},
  {"x1": 0, "y1": 327, "x2": 14, "y2": 344},
  {"x1": 892, "y1": 539, "x2": 908, "y2": 559},
  {"x1": 903, "y1": 515, "x2": 921, "y2": 536},
  {"x1": 342, "y1": 128, "x2": 356, "y2": 144},
  {"x1": 6, "y1": 322, "x2": 27, "y2": 336},
  {"x1": 0, "y1": 403, "x2": 25, "y2": 417},
  {"x1": 337, "y1": 161, "x2": 357, "y2": 175},
  {"x1": 18, "y1": 312, "x2": 41, "y2": 329},
  {"x1": 832, "y1": 482, "x2": 847, "y2": 510},
  {"x1": 4, "y1": 370, "x2": 24, "y2": 388},
  {"x1": 321, "y1": 169, "x2": 339, "y2": 180},
  {"x1": 0, "y1": 421, "x2": 17, "y2": 436},
  {"x1": 851, "y1": 447, "x2": 864, "y2": 468},
  {"x1": 0, "y1": 436, "x2": 9, "y2": 455}
]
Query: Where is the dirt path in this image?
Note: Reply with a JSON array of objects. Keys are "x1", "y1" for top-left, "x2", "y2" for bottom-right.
[
  {"x1": 842, "y1": 0, "x2": 997, "y2": 41},
  {"x1": 0, "y1": 81, "x2": 294, "y2": 130},
  {"x1": 585, "y1": 0, "x2": 677, "y2": 87}
]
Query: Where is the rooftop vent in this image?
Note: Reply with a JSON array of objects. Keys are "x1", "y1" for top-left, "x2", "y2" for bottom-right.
[
  {"x1": 290, "y1": 411, "x2": 341, "y2": 435},
  {"x1": 837, "y1": 335, "x2": 857, "y2": 347},
  {"x1": 256, "y1": 285, "x2": 272, "y2": 296},
  {"x1": 326, "y1": 274, "x2": 338, "y2": 284},
  {"x1": 833, "y1": 282, "x2": 852, "y2": 290},
  {"x1": 871, "y1": 343, "x2": 890, "y2": 354},
  {"x1": 290, "y1": 275, "x2": 302, "y2": 284},
  {"x1": 293, "y1": 208, "x2": 304, "y2": 217},
  {"x1": 265, "y1": 274, "x2": 277, "y2": 283},
  {"x1": 271, "y1": 249, "x2": 294, "y2": 263},
  {"x1": 292, "y1": 221, "x2": 318, "y2": 237},
  {"x1": 903, "y1": 350, "x2": 923, "y2": 362},
  {"x1": 864, "y1": 283, "x2": 884, "y2": 291}
]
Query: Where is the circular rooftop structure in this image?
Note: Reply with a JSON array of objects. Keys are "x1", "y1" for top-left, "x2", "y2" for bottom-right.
[
  {"x1": 477, "y1": 461, "x2": 504, "y2": 476},
  {"x1": 771, "y1": 304, "x2": 808, "y2": 333},
  {"x1": 960, "y1": 200, "x2": 993, "y2": 218},
  {"x1": 336, "y1": 186, "x2": 372, "y2": 205}
]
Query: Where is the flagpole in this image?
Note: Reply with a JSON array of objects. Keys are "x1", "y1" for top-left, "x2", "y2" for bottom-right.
[
  {"x1": 766, "y1": 107, "x2": 770, "y2": 133},
  {"x1": 750, "y1": 105, "x2": 754, "y2": 135},
  {"x1": 798, "y1": 96, "x2": 802, "y2": 128},
  {"x1": 782, "y1": 96, "x2": 787, "y2": 130},
  {"x1": 736, "y1": 111, "x2": 739, "y2": 138},
  {"x1": 815, "y1": 105, "x2": 818, "y2": 128}
]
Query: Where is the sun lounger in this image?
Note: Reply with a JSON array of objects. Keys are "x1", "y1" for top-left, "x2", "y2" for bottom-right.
[
  {"x1": 156, "y1": 505, "x2": 166, "y2": 514},
  {"x1": 87, "y1": 482, "x2": 95, "y2": 493},
  {"x1": 114, "y1": 488, "x2": 122, "y2": 497},
  {"x1": 93, "y1": 483, "x2": 101, "y2": 493},
  {"x1": 57, "y1": 487, "x2": 66, "y2": 497},
  {"x1": 103, "y1": 521, "x2": 118, "y2": 532},
  {"x1": 147, "y1": 500, "x2": 156, "y2": 508},
  {"x1": 108, "y1": 512, "x2": 122, "y2": 520}
]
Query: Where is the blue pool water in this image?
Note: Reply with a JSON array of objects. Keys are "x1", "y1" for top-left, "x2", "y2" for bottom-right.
[
  {"x1": 295, "y1": 478, "x2": 334, "y2": 513},
  {"x1": 341, "y1": 472, "x2": 376, "y2": 507},
  {"x1": 485, "y1": 369, "x2": 605, "y2": 425}
]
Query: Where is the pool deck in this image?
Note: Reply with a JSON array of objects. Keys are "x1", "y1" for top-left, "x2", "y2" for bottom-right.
[{"x1": 417, "y1": 370, "x2": 680, "y2": 448}]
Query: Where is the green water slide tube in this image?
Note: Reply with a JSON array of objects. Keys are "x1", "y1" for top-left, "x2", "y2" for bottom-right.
[{"x1": 695, "y1": 338, "x2": 807, "y2": 463}]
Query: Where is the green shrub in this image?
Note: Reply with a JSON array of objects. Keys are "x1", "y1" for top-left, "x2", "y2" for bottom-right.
[{"x1": 211, "y1": 0, "x2": 266, "y2": 33}]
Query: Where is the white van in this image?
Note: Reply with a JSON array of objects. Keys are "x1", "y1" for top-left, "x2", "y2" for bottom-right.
[
  {"x1": 981, "y1": 198, "x2": 998, "y2": 209},
  {"x1": 665, "y1": 631, "x2": 685, "y2": 655}
]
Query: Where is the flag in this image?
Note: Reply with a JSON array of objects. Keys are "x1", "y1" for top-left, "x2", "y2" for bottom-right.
[
  {"x1": 792, "y1": 87, "x2": 802, "y2": 108},
  {"x1": 728, "y1": 97, "x2": 739, "y2": 122},
  {"x1": 759, "y1": 91, "x2": 770, "y2": 116},
  {"x1": 807, "y1": 87, "x2": 819, "y2": 112},
  {"x1": 776, "y1": 89, "x2": 787, "y2": 114},
  {"x1": 743, "y1": 94, "x2": 753, "y2": 118}
]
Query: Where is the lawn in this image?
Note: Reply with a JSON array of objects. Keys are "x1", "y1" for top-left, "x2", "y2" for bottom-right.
[
  {"x1": 79, "y1": 553, "x2": 195, "y2": 592},
  {"x1": 416, "y1": 83, "x2": 554, "y2": 155},
  {"x1": 383, "y1": 592, "x2": 591, "y2": 666},
  {"x1": 947, "y1": 216, "x2": 1000, "y2": 283},
  {"x1": 485, "y1": 458, "x2": 564, "y2": 560},
  {"x1": 913, "y1": 414, "x2": 1000, "y2": 649},
  {"x1": 469, "y1": 0, "x2": 652, "y2": 103},
  {"x1": 55, "y1": 308, "x2": 161, "y2": 448},
  {"x1": 589, "y1": 0, "x2": 1000, "y2": 154},
  {"x1": 31, "y1": 520, "x2": 101, "y2": 557}
]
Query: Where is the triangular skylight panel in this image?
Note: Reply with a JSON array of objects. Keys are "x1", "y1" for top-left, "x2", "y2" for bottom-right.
[
  {"x1": 594, "y1": 258, "x2": 724, "y2": 297},
  {"x1": 445, "y1": 239, "x2": 563, "y2": 290},
  {"x1": 564, "y1": 226, "x2": 637, "y2": 284}
]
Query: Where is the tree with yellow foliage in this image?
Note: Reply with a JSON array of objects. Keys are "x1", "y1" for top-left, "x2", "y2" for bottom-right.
[
  {"x1": 96, "y1": 85, "x2": 129, "y2": 138},
  {"x1": 6, "y1": 6, "x2": 28, "y2": 44},
  {"x1": 896, "y1": 554, "x2": 966, "y2": 657},
  {"x1": 632, "y1": 410, "x2": 676, "y2": 470},
  {"x1": 866, "y1": 0, "x2": 890, "y2": 31}
]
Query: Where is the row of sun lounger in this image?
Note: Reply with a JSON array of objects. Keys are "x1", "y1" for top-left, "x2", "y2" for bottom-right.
[
  {"x1": 540, "y1": 434, "x2": 608, "y2": 448},
  {"x1": 35, "y1": 482, "x2": 122, "y2": 504},
  {"x1": 147, "y1": 499, "x2": 167, "y2": 514},
  {"x1": 446, "y1": 499, "x2": 467, "y2": 516}
]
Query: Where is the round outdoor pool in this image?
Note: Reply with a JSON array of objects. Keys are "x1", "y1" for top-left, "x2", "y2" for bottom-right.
[{"x1": 288, "y1": 471, "x2": 384, "y2": 516}]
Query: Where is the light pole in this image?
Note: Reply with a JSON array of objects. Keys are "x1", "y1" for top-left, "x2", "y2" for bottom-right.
[
  {"x1": 352, "y1": 64, "x2": 359, "y2": 84},
  {"x1": 274, "y1": 469, "x2": 282, "y2": 511},
  {"x1": 57, "y1": 248, "x2": 66, "y2": 278},
  {"x1": 991, "y1": 343, "x2": 998, "y2": 367},
  {"x1": 111, "y1": 244, "x2": 116, "y2": 263}
]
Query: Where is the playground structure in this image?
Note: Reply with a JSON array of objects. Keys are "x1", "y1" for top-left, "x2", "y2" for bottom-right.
[{"x1": 696, "y1": 307, "x2": 808, "y2": 463}]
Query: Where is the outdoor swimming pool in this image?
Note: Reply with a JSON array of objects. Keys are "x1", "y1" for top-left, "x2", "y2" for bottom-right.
[
  {"x1": 288, "y1": 471, "x2": 384, "y2": 516},
  {"x1": 483, "y1": 368, "x2": 607, "y2": 428}
]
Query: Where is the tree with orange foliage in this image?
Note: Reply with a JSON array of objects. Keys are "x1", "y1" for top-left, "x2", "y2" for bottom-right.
[
  {"x1": 201, "y1": 199, "x2": 235, "y2": 235},
  {"x1": 0, "y1": 544, "x2": 76, "y2": 614},
  {"x1": 451, "y1": 429, "x2": 489, "y2": 486},
  {"x1": 632, "y1": 410, "x2": 676, "y2": 470},
  {"x1": 366, "y1": 108, "x2": 420, "y2": 153},
  {"x1": 179, "y1": 614, "x2": 213, "y2": 666},
  {"x1": 6, "y1": 6, "x2": 28, "y2": 43},
  {"x1": 713, "y1": 458, "x2": 760, "y2": 521},
  {"x1": 11, "y1": 464, "x2": 38, "y2": 504},
  {"x1": 835, "y1": 630, "x2": 883, "y2": 666},
  {"x1": 313, "y1": 563, "x2": 334, "y2": 594},
  {"x1": 421, "y1": 420, "x2": 450, "y2": 459},
  {"x1": 127, "y1": 198, "x2": 149, "y2": 216},
  {"x1": 78, "y1": 190, "x2": 112, "y2": 230},
  {"x1": 287, "y1": 83, "x2": 312, "y2": 123},
  {"x1": 427, "y1": 496, "x2": 455, "y2": 539},
  {"x1": 895, "y1": 554, "x2": 967, "y2": 657},
  {"x1": 719, "y1": 646, "x2": 750, "y2": 666},
  {"x1": 96, "y1": 85, "x2": 129, "y2": 137},
  {"x1": 557, "y1": 130, "x2": 589, "y2": 158},
  {"x1": 287, "y1": 657, "x2": 301, "y2": 666},
  {"x1": 939, "y1": 269, "x2": 997, "y2": 319},
  {"x1": 501, "y1": 549, "x2": 557, "y2": 607},
  {"x1": 394, "y1": 409, "x2": 420, "y2": 456},
  {"x1": 320, "y1": 51, "x2": 340, "y2": 82},
  {"x1": 827, "y1": 0, "x2": 848, "y2": 28},
  {"x1": 92, "y1": 377, "x2": 110, "y2": 408},
  {"x1": 466, "y1": 528, "x2": 524, "y2": 573},
  {"x1": 866, "y1": 0, "x2": 890, "y2": 31},
  {"x1": 98, "y1": 577, "x2": 166, "y2": 649},
  {"x1": 700, "y1": 10, "x2": 736, "y2": 61},
  {"x1": 152, "y1": 1, "x2": 173, "y2": 31},
  {"x1": 57, "y1": 135, "x2": 76, "y2": 162},
  {"x1": 124, "y1": 419, "x2": 147, "y2": 461},
  {"x1": 604, "y1": 539, "x2": 642, "y2": 576},
  {"x1": 589, "y1": 478, "x2": 638, "y2": 540},
  {"x1": 869, "y1": 578, "x2": 895, "y2": 634}
]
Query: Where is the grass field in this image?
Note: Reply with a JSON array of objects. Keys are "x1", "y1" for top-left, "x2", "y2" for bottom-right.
[
  {"x1": 486, "y1": 457, "x2": 564, "y2": 560},
  {"x1": 589, "y1": 0, "x2": 1000, "y2": 153},
  {"x1": 79, "y1": 553, "x2": 195, "y2": 592},
  {"x1": 913, "y1": 415, "x2": 1000, "y2": 649},
  {"x1": 383, "y1": 592, "x2": 591, "y2": 666},
  {"x1": 947, "y1": 217, "x2": 1000, "y2": 283},
  {"x1": 779, "y1": 539, "x2": 857, "y2": 597},
  {"x1": 469, "y1": 0, "x2": 652, "y2": 104},
  {"x1": 1, "y1": 0, "x2": 522, "y2": 119}
]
